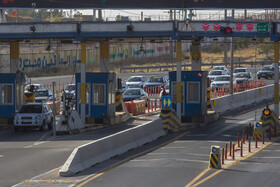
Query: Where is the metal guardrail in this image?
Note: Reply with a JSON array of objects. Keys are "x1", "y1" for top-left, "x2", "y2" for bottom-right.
[{"x1": 120, "y1": 61, "x2": 273, "y2": 72}]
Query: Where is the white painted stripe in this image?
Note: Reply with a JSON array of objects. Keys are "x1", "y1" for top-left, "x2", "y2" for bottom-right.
[
  {"x1": 161, "y1": 147, "x2": 186, "y2": 149},
  {"x1": 237, "y1": 118, "x2": 254, "y2": 124},
  {"x1": 262, "y1": 150, "x2": 280, "y2": 152},
  {"x1": 0, "y1": 155, "x2": 3, "y2": 158}
]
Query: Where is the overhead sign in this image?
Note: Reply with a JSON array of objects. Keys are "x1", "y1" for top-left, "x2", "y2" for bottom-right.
[
  {"x1": 162, "y1": 96, "x2": 172, "y2": 109},
  {"x1": 257, "y1": 22, "x2": 269, "y2": 34},
  {"x1": 1, "y1": 0, "x2": 280, "y2": 8}
]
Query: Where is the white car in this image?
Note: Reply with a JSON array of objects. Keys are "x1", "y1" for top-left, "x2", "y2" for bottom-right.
[
  {"x1": 233, "y1": 68, "x2": 251, "y2": 77},
  {"x1": 125, "y1": 76, "x2": 147, "y2": 88},
  {"x1": 14, "y1": 103, "x2": 54, "y2": 131},
  {"x1": 211, "y1": 66, "x2": 229, "y2": 75},
  {"x1": 210, "y1": 75, "x2": 230, "y2": 89},
  {"x1": 207, "y1": 70, "x2": 224, "y2": 82}
]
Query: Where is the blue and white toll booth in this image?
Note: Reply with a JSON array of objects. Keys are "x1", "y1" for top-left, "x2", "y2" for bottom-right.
[
  {"x1": 169, "y1": 71, "x2": 208, "y2": 122},
  {"x1": 75, "y1": 72, "x2": 116, "y2": 123},
  {"x1": 0, "y1": 73, "x2": 25, "y2": 123}
]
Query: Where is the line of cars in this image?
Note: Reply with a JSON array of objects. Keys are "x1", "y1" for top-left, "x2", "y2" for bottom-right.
[
  {"x1": 208, "y1": 66, "x2": 254, "y2": 89},
  {"x1": 121, "y1": 75, "x2": 169, "y2": 105}
]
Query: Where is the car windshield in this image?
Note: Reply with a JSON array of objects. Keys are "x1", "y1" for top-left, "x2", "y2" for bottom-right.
[
  {"x1": 65, "y1": 85, "x2": 75, "y2": 91},
  {"x1": 19, "y1": 105, "x2": 42, "y2": 113},
  {"x1": 214, "y1": 76, "x2": 230, "y2": 81},
  {"x1": 127, "y1": 77, "x2": 142, "y2": 82},
  {"x1": 24, "y1": 85, "x2": 40, "y2": 91},
  {"x1": 209, "y1": 71, "x2": 222, "y2": 75},
  {"x1": 235, "y1": 73, "x2": 250, "y2": 78},
  {"x1": 234, "y1": 69, "x2": 246, "y2": 73},
  {"x1": 124, "y1": 89, "x2": 140, "y2": 96},
  {"x1": 213, "y1": 67, "x2": 224, "y2": 70},
  {"x1": 148, "y1": 77, "x2": 163, "y2": 83},
  {"x1": 262, "y1": 66, "x2": 274, "y2": 71},
  {"x1": 35, "y1": 91, "x2": 49, "y2": 97}
]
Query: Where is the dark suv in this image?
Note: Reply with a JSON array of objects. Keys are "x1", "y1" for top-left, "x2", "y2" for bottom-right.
[
  {"x1": 61, "y1": 84, "x2": 76, "y2": 102},
  {"x1": 257, "y1": 66, "x2": 274, "y2": 79}
]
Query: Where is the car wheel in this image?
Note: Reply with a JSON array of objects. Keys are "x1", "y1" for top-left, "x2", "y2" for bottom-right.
[
  {"x1": 40, "y1": 121, "x2": 45, "y2": 131},
  {"x1": 48, "y1": 118, "x2": 53, "y2": 130},
  {"x1": 14, "y1": 126, "x2": 19, "y2": 132}
]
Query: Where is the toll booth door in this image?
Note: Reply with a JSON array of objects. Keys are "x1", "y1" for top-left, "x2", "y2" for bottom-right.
[
  {"x1": 77, "y1": 83, "x2": 91, "y2": 117},
  {"x1": 185, "y1": 81, "x2": 201, "y2": 116}
]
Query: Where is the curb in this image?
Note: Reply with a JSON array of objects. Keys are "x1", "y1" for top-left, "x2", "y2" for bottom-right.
[{"x1": 0, "y1": 124, "x2": 11, "y2": 131}]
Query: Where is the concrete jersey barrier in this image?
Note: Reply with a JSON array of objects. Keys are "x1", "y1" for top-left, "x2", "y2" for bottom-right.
[
  {"x1": 212, "y1": 85, "x2": 277, "y2": 114},
  {"x1": 59, "y1": 118, "x2": 165, "y2": 177}
]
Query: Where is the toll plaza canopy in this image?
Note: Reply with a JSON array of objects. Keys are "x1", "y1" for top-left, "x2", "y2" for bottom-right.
[{"x1": 1, "y1": 0, "x2": 280, "y2": 9}]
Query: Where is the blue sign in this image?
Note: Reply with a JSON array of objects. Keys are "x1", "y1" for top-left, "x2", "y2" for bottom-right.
[
  {"x1": 162, "y1": 96, "x2": 172, "y2": 109},
  {"x1": 212, "y1": 147, "x2": 217, "y2": 153},
  {"x1": 256, "y1": 122, "x2": 260, "y2": 128}
]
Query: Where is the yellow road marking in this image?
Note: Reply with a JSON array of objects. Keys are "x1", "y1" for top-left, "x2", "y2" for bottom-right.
[
  {"x1": 192, "y1": 138, "x2": 279, "y2": 187},
  {"x1": 185, "y1": 143, "x2": 239, "y2": 186},
  {"x1": 77, "y1": 131, "x2": 191, "y2": 187},
  {"x1": 185, "y1": 168, "x2": 210, "y2": 187}
]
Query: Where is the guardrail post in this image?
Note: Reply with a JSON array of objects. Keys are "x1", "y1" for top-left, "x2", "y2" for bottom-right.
[
  {"x1": 249, "y1": 137, "x2": 251, "y2": 152},
  {"x1": 232, "y1": 144, "x2": 235, "y2": 160},
  {"x1": 240, "y1": 141, "x2": 243, "y2": 157},
  {"x1": 229, "y1": 140, "x2": 232, "y2": 156},
  {"x1": 249, "y1": 123, "x2": 252, "y2": 136},
  {"x1": 222, "y1": 148, "x2": 225, "y2": 164},
  {"x1": 225, "y1": 144, "x2": 228, "y2": 159},
  {"x1": 242, "y1": 129, "x2": 245, "y2": 144},
  {"x1": 148, "y1": 100, "x2": 150, "y2": 113},
  {"x1": 155, "y1": 99, "x2": 157, "y2": 110},
  {"x1": 237, "y1": 132, "x2": 240, "y2": 147}
]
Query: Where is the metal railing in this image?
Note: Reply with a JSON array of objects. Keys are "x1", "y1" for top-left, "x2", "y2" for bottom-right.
[{"x1": 120, "y1": 61, "x2": 273, "y2": 72}]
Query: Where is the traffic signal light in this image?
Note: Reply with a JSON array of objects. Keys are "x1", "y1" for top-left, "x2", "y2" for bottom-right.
[{"x1": 220, "y1": 26, "x2": 232, "y2": 34}]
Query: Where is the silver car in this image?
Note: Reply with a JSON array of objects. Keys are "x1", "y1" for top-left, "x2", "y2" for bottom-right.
[
  {"x1": 14, "y1": 103, "x2": 54, "y2": 131},
  {"x1": 126, "y1": 76, "x2": 147, "y2": 88}
]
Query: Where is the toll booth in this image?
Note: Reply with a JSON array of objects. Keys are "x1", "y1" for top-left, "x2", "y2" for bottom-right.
[
  {"x1": 75, "y1": 73, "x2": 116, "y2": 122},
  {"x1": 0, "y1": 73, "x2": 25, "y2": 123},
  {"x1": 169, "y1": 71, "x2": 207, "y2": 122}
]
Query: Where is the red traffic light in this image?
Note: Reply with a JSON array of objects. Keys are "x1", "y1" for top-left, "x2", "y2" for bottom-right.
[
  {"x1": 226, "y1": 27, "x2": 232, "y2": 33},
  {"x1": 220, "y1": 26, "x2": 232, "y2": 34}
]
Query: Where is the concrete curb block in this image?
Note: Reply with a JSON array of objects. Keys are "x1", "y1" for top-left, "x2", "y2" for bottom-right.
[
  {"x1": 59, "y1": 118, "x2": 165, "y2": 176},
  {"x1": 213, "y1": 85, "x2": 277, "y2": 114}
]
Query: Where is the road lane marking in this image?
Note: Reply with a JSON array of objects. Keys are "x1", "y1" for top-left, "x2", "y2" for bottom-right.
[
  {"x1": 76, "y1": 131, "x2": 191, "y2": 187},
  {"x1": 24, "y1": 132, "x2": 49, "y2": 148},
  {"x1": 12, "y1": 167, "x2": 61, "y2": 187},
  {"x1": 262, "y1": 150, "x2": 280, "y2": 152},
  {"x1": 185, "y1": 168, "x2": 210, "y2": 187},
  {"x1": 0, "y1": 155, "x2": 3, "y2": 158},
  {"x1": 192, "y1": 138, "x2": 279, "y2": 187}
]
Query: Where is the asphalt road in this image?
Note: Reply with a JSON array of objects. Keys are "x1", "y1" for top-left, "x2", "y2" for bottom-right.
[
  {"x1": 76, "y1": 103, "x2": 271, "y2": 187},
  {"x1": 0, "y1": 114, "x2": 158, "y2": 187},
  {"x1": 8, "y1": 102, "x2": 278, "y2": 187}
]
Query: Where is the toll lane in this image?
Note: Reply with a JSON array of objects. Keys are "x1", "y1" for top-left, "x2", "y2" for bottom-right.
[
  {"x1": 0, "y1": 115, "x2": 158, "y2": 187},
  {"x1": 76, "y1": 103, "x2": 271, "y2": 187},
  {"x1": 197, "y1": 140, "x2": 280, "y2": 187}
]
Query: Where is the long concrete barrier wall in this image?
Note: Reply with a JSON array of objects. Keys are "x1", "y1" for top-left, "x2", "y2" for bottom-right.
[
  {"x1": 59, "y1": 118, "x2": 165, "y2": 177},
  {"x1": 213, "y1": 84, "x2": 276, "y2": 114}
]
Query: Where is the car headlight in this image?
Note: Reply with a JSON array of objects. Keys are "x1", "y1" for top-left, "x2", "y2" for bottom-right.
[{"x1": 35, "y1": 115, "x2": 42, "y2": 120}]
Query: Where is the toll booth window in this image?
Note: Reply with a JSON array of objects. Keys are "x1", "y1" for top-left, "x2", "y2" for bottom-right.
[
  {"x1": 187, "y1": 82, "x2": 200, "y2": 103},
  {"x1": 1, "y1": 84, "x2": 13, "y2": 104},
  {"x1": 93, "y1": 84, "x2": 105, "y2": 105}
]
